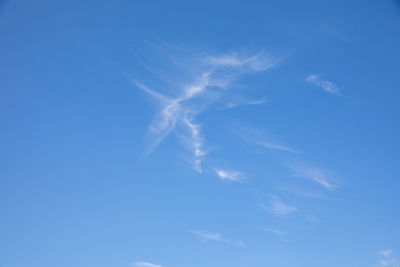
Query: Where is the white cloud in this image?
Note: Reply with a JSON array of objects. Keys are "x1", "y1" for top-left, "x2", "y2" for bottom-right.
[
  {"x1": 181, "y1": 117, "x2": 206, "y2": 172},
  {"x1": 189, "y1": 230, "x2": 245, "y2": 247},
  {"x1": 377, "y1": 250, "x2": 400, "y2": 267},
  {"x1": 260, "y1": 195, "x2": 297, "y2": 217},
  {"x1": 149, "y1": 72, "x2": 210, "y2": 135},
  {"x1": 305, "y1": 74, "x2": 340, "y2": 95},
  {"x1": 215, "y1": 169, "x2": 245, "y2": 183},
  {"x1": 131, "y1": 50, "x2": 277, "y2": 173},
  {"x1": 289, "y1": 164, "x2": 336, "y2": 191},
  {"x1": 206, "y1": 51, "x2": 278, "y2": 72},
  {"x1": 132, "y1": 71, "x2": 211, "y2": 171},
  {"x1": 133, "y1": 262, "x2": 162, "y2": 267}
]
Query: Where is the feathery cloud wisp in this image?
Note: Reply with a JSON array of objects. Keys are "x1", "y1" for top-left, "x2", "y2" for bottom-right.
[
  {"x1": 220, "y1": 98, "x2": 265, "y2": 110},
  {"x1": 260, "y1": 195, "x2": 297, "y2": 217},
  {"x1": 215, "y1": 169, "x2": 245, "y2": 183},
  {"x1": 133, "y1": 262, "x2": 162, "y2": 267},
  {"x1": 182, "y1": 117, "x2": 206, "y2": 172},
  {"x1": 305, "y1": 74, "x2": 340, "y2": 95},
  {"x1": 289, "y1": 164, "x2": 337, "y2": 191},
  {"x1": 189, "y1": 230, "x2": 245, "y2": 247},
  {"x1": 280, "y1": 186, "x2": 329, "y2": 200},
  {"x1": 236, "y1": 126, "x2": 296, "y2": 153},
  {"x1": 132, "y1": 50, "x2": 277, "y2": 173},
  {"x1": 254, "y1": 140, "x2": 297, "y2": 153},
  {"x1": 206, "y1": 51, "x2": 278, "y2": 72},
  {"x1": 133, "y1": 71, "x2": 211, "y2": 172}
]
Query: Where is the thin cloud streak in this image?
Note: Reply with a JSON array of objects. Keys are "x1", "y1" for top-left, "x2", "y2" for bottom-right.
[
  {"x1": 254, "y1": 140, "x2": 297, "y2": 153},
  {"x1": 183, "y1": 117, "x2": 206, "y2": 172},
  {"x1": 206, "y1": 51, "x2": 278, "y2": 72},
  {"x1": 189, "y1": 230, "x2": 245, "y2": 247},
  {"x1": 305, "y1": 74, "x2": 341, "y2": 95},
  {"x1": 215, "y1": 169, "x2": 245, "y2": 183},
  {"x1": 237, "y1": 127, "x2": 296, "y2": 153},
  {"x1": 289, "y1": 164, "x2": 337, "y2": 191},
  {"x1": 263, "y1": 228, "x2": 290, "y2": 240},
  {"x1": 260, "y1": 195, "x2": 297, "y2": 217},
  {"x1": 220, "y1": 98, "x2": 265, "y2": 110},
  {"x1": 133, "y1": 262, "x2": 162, "y2": 267},
  {"x1": 280, "y1": 186, "x2": 329, "y2": 200}
]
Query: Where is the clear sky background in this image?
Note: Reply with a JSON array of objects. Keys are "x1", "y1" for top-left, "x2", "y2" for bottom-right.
[{"x1": 1, "y1": 0, "x2": 400, "y2": 267}]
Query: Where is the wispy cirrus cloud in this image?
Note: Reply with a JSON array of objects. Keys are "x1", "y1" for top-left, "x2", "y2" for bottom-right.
[
  {"x1": 220, "y1": 98, "x2": 265, "y2": 110},
  {"x1": 205, "y1": 51, "x2": 279, "y2": 72},
  {"x1": 131, "y1": 48, "x2": 278, "y2": 173},
  {"x1": 181, "y1": 117, "x2": 206, "y2": 172},
  {"x1": 133, "y1": 262, "x2": 162, "y2": 267},
  {"x1": 260, "y1": 195, "x2": 298, "y2": 217},
  {"x1": 254, "y1": 140, "x2": 297, "y2": 153},
  {"x1": 305, "y1": 74, "x2": 341, "y2": 95},
  {"x1": 189, "y1": 230, "x2": 245, "y2": 247},
  {"x1": 263, "y1": 228, "x2": 290, "y2": 240},
  {"x1": 215, "y1": 169, "x2": 245, "y2": 183},
  {"x1": 280, "y1": 186, "x2": 329, "y2": 200},
  {"x1": 237, "y1": 127, "x2": 296, "y2": 153},
  {"x1": 289, "y1": 164, "x2": 337, "y2": 191}
]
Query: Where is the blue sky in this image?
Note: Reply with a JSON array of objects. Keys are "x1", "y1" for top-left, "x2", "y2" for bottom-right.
[{"x1": 1, "y1": 0, "x2": 400, "y2": 266}]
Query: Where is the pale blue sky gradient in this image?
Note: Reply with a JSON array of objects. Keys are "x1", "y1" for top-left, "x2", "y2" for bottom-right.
[{"x1": 1, "y1": 1, "x2": 400, "y2": 267}]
